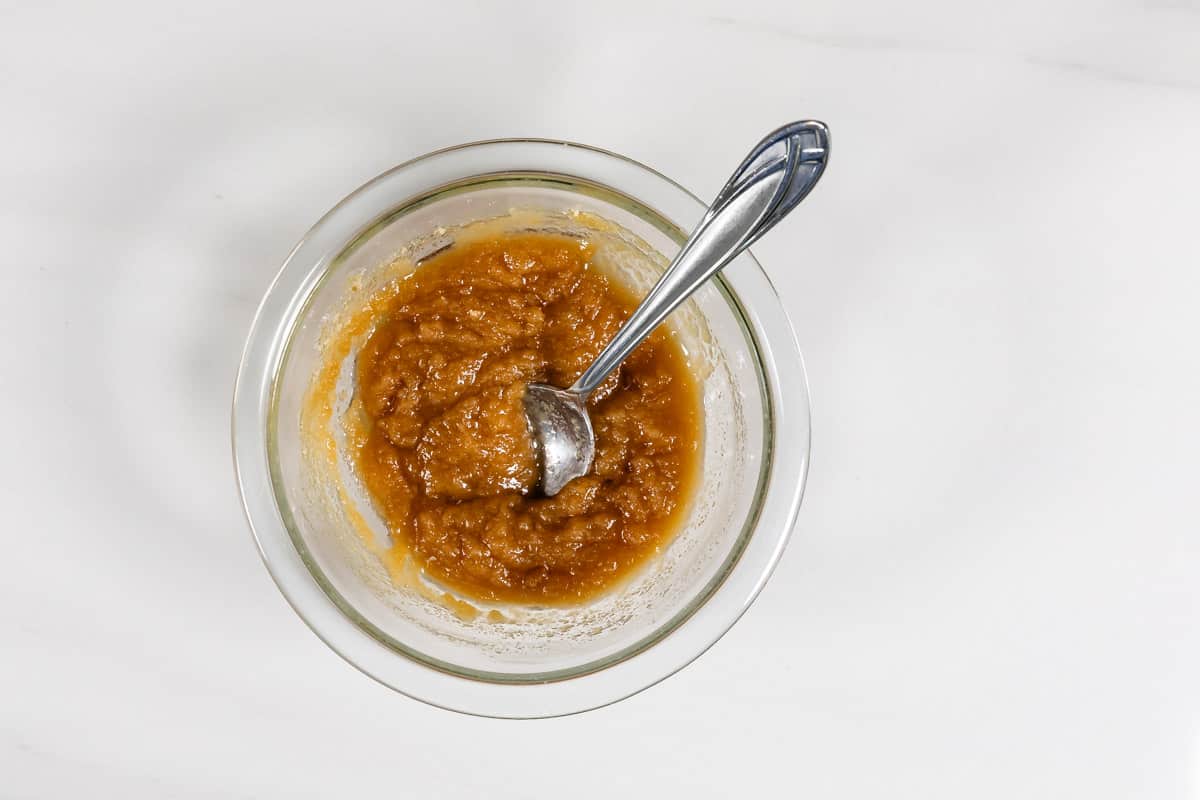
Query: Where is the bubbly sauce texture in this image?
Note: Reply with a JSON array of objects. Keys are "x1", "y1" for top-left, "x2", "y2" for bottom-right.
[{"x1": 355, "y1": 232, "x2": 701, "y2": 604}]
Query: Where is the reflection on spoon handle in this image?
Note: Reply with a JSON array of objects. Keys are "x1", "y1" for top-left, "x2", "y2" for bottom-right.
[{"x1": 571, "y1": 120, "x2": 831, "y2": 396}]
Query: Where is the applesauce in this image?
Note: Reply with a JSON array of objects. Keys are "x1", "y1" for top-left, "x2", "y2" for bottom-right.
[{"x1": 354, "y1": 232, "x2": 702, "y2": 604}]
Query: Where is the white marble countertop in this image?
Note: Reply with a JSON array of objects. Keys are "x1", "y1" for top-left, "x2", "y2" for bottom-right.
[{"x1": 3, "y1": 0, "x2": 1199, "y2": 796}]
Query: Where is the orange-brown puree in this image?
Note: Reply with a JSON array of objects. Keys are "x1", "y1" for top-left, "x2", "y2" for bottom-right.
[{"x1": 355, "y1": 232, "x2": 701, "y2": 604}]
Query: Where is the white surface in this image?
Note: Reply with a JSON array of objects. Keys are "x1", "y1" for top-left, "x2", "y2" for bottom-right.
[{"x1": 2, "y1": 0, "x2": 1198, "y2": 796}]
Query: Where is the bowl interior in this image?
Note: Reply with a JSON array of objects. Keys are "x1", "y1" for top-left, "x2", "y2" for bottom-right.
[{"x1": 269, "y1": 176, "x2": 771, "y2": 682}]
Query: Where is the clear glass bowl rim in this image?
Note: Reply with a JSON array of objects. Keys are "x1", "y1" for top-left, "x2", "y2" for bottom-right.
[{"x1": 232, "y1": 137, "x2": 811, "y2": 718}]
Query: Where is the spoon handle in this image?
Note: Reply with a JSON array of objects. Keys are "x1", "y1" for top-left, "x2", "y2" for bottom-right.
[{"x1": 571, "y1": 120, "x2": 830, "y2": 395}]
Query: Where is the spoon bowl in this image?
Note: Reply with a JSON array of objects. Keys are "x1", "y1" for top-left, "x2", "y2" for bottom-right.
[{"x1": 523, "y1": 383, "x2": 594, "y2": 497}]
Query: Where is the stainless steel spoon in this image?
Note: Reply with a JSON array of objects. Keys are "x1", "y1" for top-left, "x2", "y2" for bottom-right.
[{"x1": 524, "y1": 121, "x2": 831, "y2": 496}]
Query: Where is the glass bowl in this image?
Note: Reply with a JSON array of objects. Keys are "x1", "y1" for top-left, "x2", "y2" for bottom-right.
[{"x1": 232, "y1": 139, "x2": 810, "y2": 718}]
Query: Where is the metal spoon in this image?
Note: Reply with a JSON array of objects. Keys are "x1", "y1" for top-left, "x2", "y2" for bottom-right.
[{"x1": 524, "y1": 121, "x2": 831, "y2": 496}]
